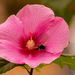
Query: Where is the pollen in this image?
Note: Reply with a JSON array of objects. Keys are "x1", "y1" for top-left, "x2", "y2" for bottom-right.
[{"x1": 26, "y1": 38, "x2": 35, "y2": 50}]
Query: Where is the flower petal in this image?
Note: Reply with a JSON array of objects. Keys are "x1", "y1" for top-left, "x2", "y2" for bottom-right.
[
  {"x1": 23, "y1": 51, "x2": 61, "y2": 68},
  {"x1": 35, "y1": 17, "x2": 70, "y2": 53},
  {"x1": 16, "y1": 4, "x2": 54, "y2": 36},
  {"x1": 0, "y1": 40, "x2": 28, "y2": 64},
  {"x1": 0, "y1": 15, "x2": 24, "y2": 46}
]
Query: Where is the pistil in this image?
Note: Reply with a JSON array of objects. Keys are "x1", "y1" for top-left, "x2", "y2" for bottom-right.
[{"x1": 26, "y1": 37, "x2": 35, "y2": 50}]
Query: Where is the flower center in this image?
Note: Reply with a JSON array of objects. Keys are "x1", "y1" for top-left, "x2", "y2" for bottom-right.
[{"x1": 26, "y1": 38, "x2": 35, "y2": 50}]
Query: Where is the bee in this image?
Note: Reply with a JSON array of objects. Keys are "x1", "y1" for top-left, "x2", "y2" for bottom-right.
[{"x1": 35, "y1": 44, "x2": 45, "y2": 50}]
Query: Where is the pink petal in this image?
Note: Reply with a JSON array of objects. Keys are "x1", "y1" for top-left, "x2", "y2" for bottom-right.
[
  {"x1": 33, "y1": 17, "x2": 54, "y2": 43},
  {"x1": 0, "y1": 40, "x2": 28, "y2": 64},
  {"x1": 23, "y1": 51, "x2": 61, "y2": 68},
  {"x1": 35, "y1": 17, "x2": 70, "y2": 53},
  {"x1": 0, "y1": 15, "x2": 24, "y2": 46},
  {"x1": 16, "y1": 4, "x2": 54, "y2": 36}
]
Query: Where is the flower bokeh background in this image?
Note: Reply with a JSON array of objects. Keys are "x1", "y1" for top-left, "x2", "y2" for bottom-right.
[{"x1": 0, "y1": 0, "x2": 75, "y2": 75}]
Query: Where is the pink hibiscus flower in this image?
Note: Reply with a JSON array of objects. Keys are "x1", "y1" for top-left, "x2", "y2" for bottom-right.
[{"x1": 0, "y1": 4, "x2": 70, "y2": 68}]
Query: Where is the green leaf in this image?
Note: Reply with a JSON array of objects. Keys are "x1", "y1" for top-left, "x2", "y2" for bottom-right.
[
  {"x1": 0, "y1": 58, "x2": 9, "y2": 68},
  {"x1": 53, "y1": 55, "x2": 75, "y2": 70},
  {"x1": 35, "y1": 63, "x2": 52, "y2": 72},
  {"x1": 0, "y1": 58, "x2": 19, "y2": 74},
  {"x1": 35, "y1": 64, "x2": 46, "y2": 72},
  {"x1": 0, "y1": 63, "x2": 18, "y2": 74}
]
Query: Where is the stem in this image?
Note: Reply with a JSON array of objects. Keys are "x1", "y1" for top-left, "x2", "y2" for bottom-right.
[
  {"x1": 61, "y1": 53, "x2": 75, "y2": 57},
  {"x1": 30, "y1": 68, "x2": 33, "y2": 75},
  {"x1": 23, "y1": 65, "x2": 33, "y2": 75},
  {"x1": 24, "y1": 65, "x2": 30, "y2": 74}
]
